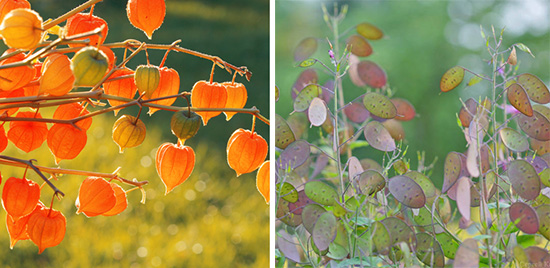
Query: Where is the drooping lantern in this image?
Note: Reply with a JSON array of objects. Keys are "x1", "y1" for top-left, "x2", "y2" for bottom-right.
[
  {"x1": 26, "y1": 206, "x2": 66, "y2": 254},
  {"x1": 256, "y1": 160, "x2": 270, "y2": 204},
  {"x1": 0, "y1": 8, "x2": 42, "y2": 50},
  {"x1": 191, "y1": 80, "x2": 227, "y2": 125},
  {"x1": 64, "y1": 12, "x2": 108, "y2": 47},
  {"x1": 52, "y1": 102, "x2": 92, "y2": 131},
  {"x1": 39, "y1": 53, "x2": 75, "y2": 96},
  {"x1": 226, "y1": 128, "x2": 268, "y2": 176},
  {"x1": 126, "y1": 0, "x2": 165, "y2": 39},
  {"x1": 146, "y1": 66, "x2": 179, "y2": 115},
  {"x1": 1, "y1": 177, "x2": 40, "y2": 221},
  {"x1": 71, "y1": 46, "x2": 109, "y2": 87},
  {"x1": 221, "y1": 81, "x2": 247, "y2": 121},
  {"x1": 0, "y1": 49, "x2": 35, "y2": 91},
  {"x1": 6, "y1": 201, "x2": 44, "y2": 249},
  {"x1": 7, "y1": 111, "x2": 48, "y2": 153},
  {"x1": 47, "y1": 123, "x2": 87, "y2": 163},
  {"x1": 103, "y1": 67, "x2": 137, "y2": 112},
  {"x1": 155, "y1": 142, "x2": 195, "y2": 194},
  {"x1": 0, "y1": 0, "x2": 31, "y2": 23},
  {"x1": 101, "y1": 183, "x2": 128, "y2": 216},
  {"x1": 112, "y1": 115, "x2": 146, "y2": 153},
  {"x1": 170, "y1": 110, "x2": 201, "y2": 144},
  {"x1": 75, "y1": 177, "x2": 116, "y2": 217}
]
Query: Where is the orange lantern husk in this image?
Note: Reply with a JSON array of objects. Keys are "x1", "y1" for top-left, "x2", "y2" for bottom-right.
[
  {"x1": 126, "y1": 0, "x2": 165, "y2": 39},
  {"x1": 191, "y1": 80, "x2": 228, "y2": 125},
  {"x1": 23, "y1": 61, "x2": 42, "y2": 96},
  {"x1": 0, "y1": 8, "x2": 43, "y2": 50},
  {"x1": 99, "y1": 45, "x2": 116, "y2": 72},
  {"x1": 7, "y1": 111, "x2": 48, "y2": 153},
  {"x1": 0, "y1": 49, "x2": 36, "y2": 91},
  {"x1": 256, "y1": 160, "x2": 270, "y2": 204},
  {"x1": 52, "y1": 102, "x2": 92, "y2": 131},
  {"x1": 103, "y1": 68, "x2": 137, "y2": 114},
  {"x1": 76, "y1": 177, "x2": 116, "y2": 217},
  {"x1": 39, "y1": 53, "x2": 75, "y2": 96},
  {"x1": 221, "y1": 82, "x2": 247, "y2": 121},
  {"x1": 0, "y1": 125, "x2": 7, "y2": 153},
  {"x1": 155, "y1": 142, "x2": 195, "y2": 194},
  {"x1": 1, "y1": 177, "x2": 40, "y2": 221},
  {"x1": 0, "y1": 0, "x2": 31, "y2": 23},
  {"x1": 226, "y1": 128, "x2": 268, "y2": 176},
  {"x1": 102, "y1": 183, "x2": 128, "y2": 216},
  {"x1": 6, "y1": 201, "x2": 44, "y2": 249},
  {"x1": 146, "y1": 66, "x2": 179, "y2": 115},
  {"x1": 0, "y1": 87, "x2": 24, "y2": 116},
  {"x1": 47, "y1": 123, "x2": 87, "y2": 164},
  {"x1": 64, "y1": 12, "x2": 109, "y2": 48},
  {"x1": 27, "y1": 207, "x2": 66, "y2": 254}
]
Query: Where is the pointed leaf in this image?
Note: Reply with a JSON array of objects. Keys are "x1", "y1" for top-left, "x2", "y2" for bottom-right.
[
  {"x1": 514, "y1": 43, "x2": 535, "y2": 57},
  {"x1": 508, "y1": 160, "x2": 541, "y2": 200},
  {"x1": 298, "y1": 58, "x2": 316, "y2": 68},
  {"x1": 507, "y1": 83, "x2": 534, "y2": 117},
  {"x1": 440, "y1": 66, "x2": 464, "y2": 92},
  {"x1": 467, "y1": 76, "x2": 483, "y2": 87},
  {"x1": 388, "y1": 175, "x2": 426, "y2": 208},
  {"x1": 518, "y1": 73, "x2": 550, "y2": 104},
  {"x1": 364, "y1": 121, "x2": 396, "y2": 152}
]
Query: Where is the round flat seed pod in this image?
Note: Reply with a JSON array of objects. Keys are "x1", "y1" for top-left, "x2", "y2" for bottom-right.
[
  {"x1": 517, "y1": 110, "x2": 550, "y2": 141},
  {"x1": 440, "y1": 66, "x2": 464, "y2": 92},
  {"x1": 275, "y1": 114, "x2": 295, "y2": 149},
  {"x1": 517, "y1": 73, "x2": 550, "y2": 104},
  {"x1": 507, "y1": 83, "x2": 534, "y2": 117},
  {"x1": 388, "y1": 175, "x2": 426, "y2": 208},
  {"x1": 500, "y1": 127, "x2": 529, "y2": 152},
  {"x1": 507, "y1": 159, "x2": 541, "y2": 201},
  {"x1": 363, "y1": 92, "x2": 397, "y2": 119},
  {"x1": 509, "y1": 201, "x2": 539, "y2": 234},
  {"x1": 364, "y1": 121, "x2": 396, "y2": 152}
]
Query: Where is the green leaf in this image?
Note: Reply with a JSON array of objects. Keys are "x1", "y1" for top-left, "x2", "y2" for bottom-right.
[
  {"x1": 467, "y1": 76, "x2": 483, "y2": 86},
  {"x1": 298, "y1": 58, "x2": 316, "y2": 67},
  {"x1": 349, "y1": 140, "x2": 369, "y2": 150},
  {"x1": 515, "y1": 43, "x2": 535, "y2": 58}
]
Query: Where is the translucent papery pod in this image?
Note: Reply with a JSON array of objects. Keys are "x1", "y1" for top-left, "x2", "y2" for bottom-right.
[
  {"x1": 227, "y1": 128, "x2": 268, "y2": 177},
  {"x1": 191, "y1": 80, "x2": 227, "y2": 125},
  {"x1": 126, "y1": 0, "x2": 166, "y2": 39},
  {"x1": 39, "y1": 54, "x2": 75, "y2": 96},
  {"x1": 112, "y1": 115, "x2": 146, "y2": 153},
  {"x1": 64, "y1": 12, "x2": 109, "y2": 47},
  {"x1": 0, "y1": 8, "x2": 43, "y2": 50},
  {"x1": 155, "y1": 142, "x2": 196, "y2": 194}
]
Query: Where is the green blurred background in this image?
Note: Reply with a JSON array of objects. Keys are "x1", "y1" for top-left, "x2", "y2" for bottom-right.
[
  {"x1": 276, "y1": 0, "x2": 549, "y2": 187},
  {"x1": 0, "y1": 0, "x2": 269, "y2": 267}
]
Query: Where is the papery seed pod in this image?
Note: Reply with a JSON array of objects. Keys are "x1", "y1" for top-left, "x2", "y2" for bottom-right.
[
  {"x1": 103, "y1": 68, "x2": 137, "y2": 113},
  {"x1": 2, "y1": 177, "x2": 40, "y2": 221},
  {"x1": 0, "y1": 88, "x2": 24, "y2": 116},
  {"x1": 256, "y1": 160, "x2": 269, "y2": 204},
  {"x1": 6, "y1": 201, "x2": 44, "y2": 249},
  {"x1": 47, "y1": 123, "x2": 87, "y2": 164},
  {"x1": 27, "y1": 206, "x2": 66, "y2": 254},
  {"x1": 226, "y1": 128, "x2": 268, "y2": 176},
  {"x1": 112, "y1": 115, "x2": 146, "y2": 153},
  {"x1": 7, "y1": 111, "x2": 48, "y2": 153},
  {"x1": 146, "y1": 66, "x2": 179, "y2": 115},
  {"x1": 191, "y1": 80, "x2": 227, "y2": 125},
  {"x1": 170, "y1": 110, "x2": 201, "y2": 143},
  {"x1": 22, "y1": 61, "x2": 41, "y2": 96},
  {"x1": 0, "y1": 0, "x2": 31, "y2": 23},
  {"x1": 134, "y1": 64, "x2": 160, "y2": 98},
  {"x1": 126, "y1": 0, "x2": 165, "y2": 39},
  {"x1": 99, "y1": 45, "x2": 115, "y2": 72},
  {"x1": 39, "y1": 53, "x2": 75, "y2": 96},
  {"x1": 75, "y1": 177, "x2": 116, "y2": 217},
  {"x1": 52, "y1": 102, "x2": 92, "y2": 131},
  {"x1": 221, "y1": 81, "x2": 247, "y2": 121},
  {"x1": 71, "y1": 46, "x2": 109, "y2": 87},
  {"x1": 156, "y1": 142, "x2": 195, "y2": 194},
  {"x1": 0, "y1": 49, "x2": 35, "y2": 91},
  {"x1": 102, "y1": 183, "x2": 128, "y2": 216},
  {"x1": 0, "y1": 8, "x2": 42, "y2": 50},
  {"x1": 64, "y1": 12, "x2": 108, "y2": 48}
]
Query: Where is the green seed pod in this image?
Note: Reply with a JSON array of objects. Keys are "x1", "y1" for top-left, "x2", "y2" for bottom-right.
[
  {"x1": 171, "y1": 110, "x2": 201, "y2": 143},
  {"x1": 134, "y1": 65, "x2": 160, "y2": 98},
  {"x1": 71, "y1": 46, "x2": 109, "y2": 86},
  {"x1": 112, "y1": 115, "x2": 146, "y2": 153}
]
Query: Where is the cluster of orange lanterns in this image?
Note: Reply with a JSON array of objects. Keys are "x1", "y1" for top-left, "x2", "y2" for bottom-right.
[{"x1": 0, "y1": 0, "x2": 270, "y2": 254}]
